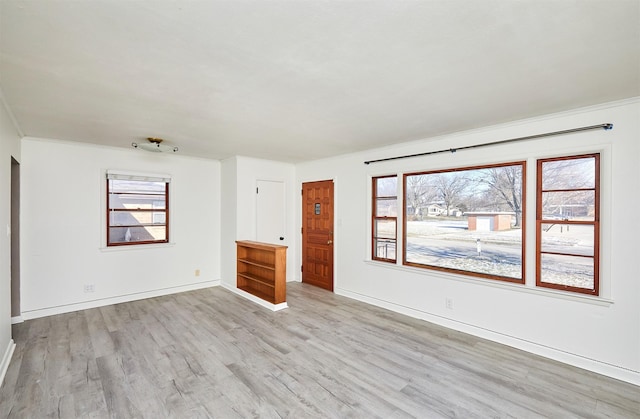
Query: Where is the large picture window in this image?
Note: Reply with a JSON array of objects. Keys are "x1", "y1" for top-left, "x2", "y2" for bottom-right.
[
  {"x1": 536, "y1": 154, "x2": 599, "y2": 295},
  {"x1": 107, "y1": 171, "x2": 170, "y2": 246},
  {"x1": 372, "y1": 175, "x2": 397, "y2": 263},
  {"x1": 403, "y1": 162, "x2": 525, "y2": 282}
]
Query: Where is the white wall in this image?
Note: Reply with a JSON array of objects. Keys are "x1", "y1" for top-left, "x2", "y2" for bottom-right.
[
  {"x1": 0, "y1": 95, "x2": 21, "y2": 383},
  {"x1": 220, "y1": 156, "x2": 238, "y2": 288},
  {"x1": 220, "y1": 156, "x2": 297, "y2": 289},
  {"x1": 236, "y1": 156, "x2": 297, "y2": 281},
  {"x1": 295, "y1": 98, "x2": 640, "y2": 385},
  {"x1": 20, "y1": 138, "x2": 221, "y2": 318}
]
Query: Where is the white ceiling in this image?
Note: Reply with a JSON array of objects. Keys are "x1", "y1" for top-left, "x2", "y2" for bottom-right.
[{"x1": 1, "y1": 1, "x2": 638, "y2": 162}]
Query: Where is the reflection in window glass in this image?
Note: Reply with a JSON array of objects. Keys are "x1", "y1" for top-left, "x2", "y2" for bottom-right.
[
  {"x1": 541, "y1": 157, "x2": 595, "y2": 190},
  {"x1": 541, "y1": 191, "x2": 595, "y2": 221},
  {"x1": 404, "y1": 162, "x2": 525, "y2": 282},
  {"x1": 107, "y1": 176, "x2": 169, "y2": 246},
  {"x1": 537, "y1": 154, "x2": 599, "y2": 295},
  {"x1": 373, "y1": 176, "x2": 398, "y2": 263},
  {"x1": 540, "y1": 253, "x2": 594, "y2": 290},
  {"x1": 540, "y1": 224, "x2": 594, "y2": 257}
]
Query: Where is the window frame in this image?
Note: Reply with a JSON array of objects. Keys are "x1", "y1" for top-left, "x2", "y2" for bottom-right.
[
  {"x1": 106, "y1": 173, "x2": 170, "y2": 247},
  {"x1": 372, "y1": 175, "x2": 398, "y2": 263},
  {"x1": 536, "y1": 153, "x2": 600, "y2": 295},
  {"x1": 402, "y1": 161, "x2": 526, "y2": 284}
]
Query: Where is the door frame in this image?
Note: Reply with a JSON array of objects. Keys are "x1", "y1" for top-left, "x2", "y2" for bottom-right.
[
  {"x1": 10, "y1": 156, "x2": 21, "y2": 323},
  {"x1": 300, "y1": 179, "x2": 335, "y2": 291}
]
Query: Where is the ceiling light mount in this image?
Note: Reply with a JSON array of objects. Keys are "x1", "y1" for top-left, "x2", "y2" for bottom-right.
[{"x1": 132, "y1": 137, "x2": 179, "y2": 153}]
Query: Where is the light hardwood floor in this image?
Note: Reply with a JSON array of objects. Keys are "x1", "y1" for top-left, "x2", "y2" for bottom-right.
[{"x1": 1, "y1": 282, "x2": 638, "y2": 418}]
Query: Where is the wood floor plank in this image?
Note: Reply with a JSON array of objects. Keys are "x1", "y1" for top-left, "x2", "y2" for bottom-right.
[
  {"x1": 85, "y1": 308, "x2": 115, "y2": 359},
  {"x1": 1, "y1": 282, "x2": 639, "y2": 418}
]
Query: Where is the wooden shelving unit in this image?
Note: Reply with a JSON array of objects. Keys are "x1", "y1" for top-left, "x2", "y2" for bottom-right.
[{"x1": 236, "y1": 240, "x2": 287, "y2": 305}]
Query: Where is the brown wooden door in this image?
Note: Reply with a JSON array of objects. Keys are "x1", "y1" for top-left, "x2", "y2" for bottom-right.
[{"x1": 302, "y1": 180, "x2": 334, "y2": 291}]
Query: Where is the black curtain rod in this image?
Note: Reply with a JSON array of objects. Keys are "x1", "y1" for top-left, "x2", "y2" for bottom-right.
[{"x1": 363, "y1": 123, "x2": 613, "y2": 165}]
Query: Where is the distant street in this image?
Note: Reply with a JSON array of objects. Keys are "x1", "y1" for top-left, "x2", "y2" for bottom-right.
[{"x1": 402, "y1": 219, "x2": 593, "y2": 287}]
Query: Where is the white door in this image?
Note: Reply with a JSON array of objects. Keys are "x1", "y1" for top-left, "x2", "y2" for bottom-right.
[
  {"x1": 477, "y1": 217, "x2": 491, "y2": 231},
  {"x1": 256, "y1": 180, "x2": 286, "y2": 245}
]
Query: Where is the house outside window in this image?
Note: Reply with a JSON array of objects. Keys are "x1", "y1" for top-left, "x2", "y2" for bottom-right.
[
  {"x1": 107, "y1": 171, "x2": 170, "y2": 246},
  {"x1": 403, "y1": 162, "x2": 525, "y2": 283},
  {"x1": 372, "y1": 175, "x2": 398, "y2": 263},
  {"x1": 371, "y1": 149, "x2": 604, "y2": 298},
  {"x1": 536, "y1": 154, "x2": 600, "y2": 295}
]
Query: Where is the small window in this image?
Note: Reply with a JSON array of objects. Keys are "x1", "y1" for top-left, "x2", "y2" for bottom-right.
[
  {"x1": 536, "y1": 154, "x2": 599, "y2": 295},
  {"x1": 107, "y1": 171, "x2": 170, "y2": 246},
  {"x1": 403, "y1": 162, "x2": 525, "y2": 283},
  {"x1": 372, "y1": 176, "x2": 397, "y2": 262}
]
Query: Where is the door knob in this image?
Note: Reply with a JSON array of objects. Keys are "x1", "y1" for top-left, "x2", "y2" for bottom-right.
[{"x1": 327, "y1": 240, "x2": 333, "y2": 244}]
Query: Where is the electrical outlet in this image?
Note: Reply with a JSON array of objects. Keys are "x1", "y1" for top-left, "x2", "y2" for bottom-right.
[
  {"x1": 445, "y1": 298, "x2": 454, "y2": 310},
  {"x1": 84, "y1": 284, "x2": 95, "y2": 293},
  {"x1": 195, "y1": 269, "x2": 200, "y2": 277}
]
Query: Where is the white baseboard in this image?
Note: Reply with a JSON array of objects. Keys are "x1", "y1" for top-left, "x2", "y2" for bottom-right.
[
  {"x1": 221, "y1": 283, "x2": 288, "y2": 311},
  {"x1": 336, "y1": 287, "x2": 640, "y2": 387},
  {"x1": 21, "y1": 280, "x2": 220, "y2": 320},
  {"x1": 0, "y1": 339, "x2": 16, "y2": 387},
  {"x1": 11, "y1": 316, "x2": 23, "y2": 325}
]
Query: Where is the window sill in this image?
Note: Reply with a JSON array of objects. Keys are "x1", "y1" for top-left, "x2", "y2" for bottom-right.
[
  {"x1": 364, "y1": 260, "x2": 613, "y2": 307},
  {"x1": 100, "y1": 242, "x2": 176, "y2": 252}
]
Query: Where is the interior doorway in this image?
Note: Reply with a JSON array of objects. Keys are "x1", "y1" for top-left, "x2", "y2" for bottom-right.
[
  {"x1": 301, "y1": 180, "x2": 334, "y2": 291},
  {"x1": 11, "y1": 157, "x2": 20, "y2": 320}
]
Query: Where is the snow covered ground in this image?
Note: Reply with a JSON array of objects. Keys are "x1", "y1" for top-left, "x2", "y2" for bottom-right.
[{"x1": 387, "y1": 220, "x2": 594, "y2": 288}]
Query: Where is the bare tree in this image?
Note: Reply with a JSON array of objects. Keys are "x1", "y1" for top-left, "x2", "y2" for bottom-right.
[
  {"x1": 476, "y1": 165, "x2": 523, "y2": 227},
  {"x1": 434, "y1": 172, "x2": 469, "y2": 216},
  {"x1": 405, "y1": 174, "x2": 435, "y2": 220},
  {"x1": 540, "y1": 158, "x2": 595, "y2": 218},
  {"x1": 541, "y1": 158, "x2": 594, "y2": 190},
  {"x1": 374, "y1": 176, "x2": 398, "y2": 217}
]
